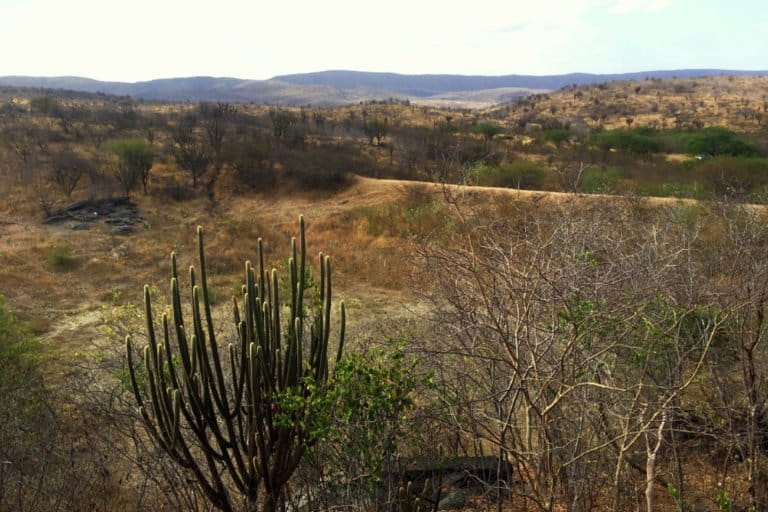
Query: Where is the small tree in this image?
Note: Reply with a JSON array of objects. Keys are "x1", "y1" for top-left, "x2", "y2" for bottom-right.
[
  {"x1": 29, "y1": 95, "x2": 58, "y2": 115},
  {"x1": 472, "y1": 122, "x2": 504, "y2": 142},
  {"x1": 543, "y1": 128, "x2": 572, "y2": 147},
  {"x1": 172, "y1": 115, "x2": 211, "y2": 188},
  {"x1": 109, "y1": 138, "x2": 157, "y2": 196},
  {"x1": 4, "y1": 126, "x2": 34, "y2": 163},
  {"x1": 363, "y1": 117, "x2": 388, "y2": 146},
  {"x1": 269, "y1": 108, "x2": 295, "y2": 142},
  {"x1": 49, "y1": 150, "x2": 93, "y2": 199},
  {"x1": 200, "y1": 102, "x2": 236, "y2": 171}
]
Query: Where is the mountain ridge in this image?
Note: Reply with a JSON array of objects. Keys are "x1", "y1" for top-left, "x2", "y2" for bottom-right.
[
  {"x1": 271, "y1": 68, "x2": 768, "y2": 96},
  {"x1": 1, "y1": 69, "x2": 766, "y2": 107}
]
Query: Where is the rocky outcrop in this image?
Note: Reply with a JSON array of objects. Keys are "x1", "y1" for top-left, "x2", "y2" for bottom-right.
[
  {"x1": 43, "y1": 198, "x2": 146, "y2": 234},
  {"x1": 399, "y1": 456, "x2": 513, "y2": 510}
]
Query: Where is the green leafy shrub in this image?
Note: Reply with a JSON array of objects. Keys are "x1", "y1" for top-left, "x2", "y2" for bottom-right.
[
  {"x1": 579, "y1": 167, "x2": 620, "y2": 193},
  {"x1": 472, "y1": 122, "x2": 504, "y2": 141},
  {"x1": 543, "y1": 128, "x2": 572, "y2": 146},
  {"x1": 686, "y1": 126, "x2": 760, "y2": 157},
  {"x1": 299, "y1": 340, "x2": 428, "y2": 508},
  {"x1": 654, "y1": 129, "x2": 696, "y2": 153},
  {"x1": 474, "y1": 161, "x2": 546, "y2": 189},
  {"x1": 593, "y1": 129, "x2": 662, "y2": 154}
]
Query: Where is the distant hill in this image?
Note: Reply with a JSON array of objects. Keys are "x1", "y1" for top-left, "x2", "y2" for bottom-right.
[
  {"x1": 1, "y1": 69, "x2": 765, "y2": 107},
  {"x1": 0, "y1": 76, "x2": 366, "y2": 106},
  {"x1": 271, "y1": 69, "x2": 768, "y2": 96}
]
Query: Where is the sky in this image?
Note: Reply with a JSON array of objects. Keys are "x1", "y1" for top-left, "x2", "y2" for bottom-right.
[{"x1": 0, "y1": 0, "x2": 766, "y2": 82}]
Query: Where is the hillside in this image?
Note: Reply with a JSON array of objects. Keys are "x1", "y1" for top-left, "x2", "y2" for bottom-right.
[
  {"x1": 491, "y1": 74, "x2": 768, "y2": 132},
  {"x1": 0, "y1": 76, "x2": 372, "y2": 106},
  {"x1": 1, "y1": 68, "x2": 765, "y2": 107}
]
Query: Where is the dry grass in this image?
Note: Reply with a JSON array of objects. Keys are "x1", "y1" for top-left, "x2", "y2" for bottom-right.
[{"x1": 0, "y1": 171, "x2": 749, "y2": 340}]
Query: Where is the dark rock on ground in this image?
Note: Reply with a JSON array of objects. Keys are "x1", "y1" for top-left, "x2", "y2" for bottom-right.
[
  {"x1": 42, "y1": 197, "x2": 145, "y2": 234},
  {"x1": 438, "y1": 489, "x2": 470, "y2": 510},
  {"x1": 402, "y1": 456, "x2": 513, "y2": 487},
  {"x1": 42, "y1": 214, "x2": 70, "y2": 224},
  {"x1": 395, "y1": 456, "x2": 512, "y2": 511},
  {"x1": 110, "y1": 225, "x2": 133, "y2": 235}
]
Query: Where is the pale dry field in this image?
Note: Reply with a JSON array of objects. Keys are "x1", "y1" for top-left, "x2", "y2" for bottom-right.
[{"x1": 0, "y1": 173, "x2": 711, "y2": 361}]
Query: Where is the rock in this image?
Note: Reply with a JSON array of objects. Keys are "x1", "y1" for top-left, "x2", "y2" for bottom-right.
[
  {"x1": 402, "y1": 456, "x2": 512, "y2": 486},
  {"x1": 105, "y1": 216, "x2": 134, "y2": 225},
  {"x1": 64, "y1": 199, "x2": 93, "y2": 212},
  {"x1": 43, "y1": 214, "x2": 71, "y2": 224},
  {"x1": 42, "y1": 197, "x2": 143, "y2": 236},
  {"x1": 110, "y1": 225, "x2": 133, "y2": 235},
  {"x1": 438, "y1": 489, "x2": 469, "y2": 510},
  {"x1": 395, "y1": 456, "x2": 512, "y2": 511}
]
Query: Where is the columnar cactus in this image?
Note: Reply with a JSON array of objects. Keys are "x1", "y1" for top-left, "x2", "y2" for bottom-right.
[{"x1": 126, "y1": 215, "x2": 345, "y2": 512}]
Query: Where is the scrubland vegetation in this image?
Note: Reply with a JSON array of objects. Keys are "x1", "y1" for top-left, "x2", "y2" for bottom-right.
[{"x1": 1, "y1": 75, "x2": 768, "y2": 511}]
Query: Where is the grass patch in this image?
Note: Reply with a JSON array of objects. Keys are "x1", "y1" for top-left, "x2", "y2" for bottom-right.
[
  {"x1": 351, "y1": 199, "x2": 455, "y2": 241},
  {"x1": 47, "y1": 245, "x2": 78, "y2": 271},
  {"x1": 639, "y1": 182, "x2": 704, "y2": 199}
]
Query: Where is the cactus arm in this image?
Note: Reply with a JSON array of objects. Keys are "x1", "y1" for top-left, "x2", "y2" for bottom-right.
[
  {"x1": 297, "y1": 215, "x2": 306, "y2": 322},
  {"x1": 196, "y1": 227, "x2": 234, "y2": 418},
  {"x1": 289, "y1": 252, "x2": 297, "y2": 332},
  {"x1": 257, "y1": 238, "x2": 266, "y2": 304},
  {"x1": 170, "y1": 278, "x2": 194, "y2": 378},
  {"x1": 336, "y1": 301, "x2": 346, "y2": 366},
  {"x1": 271, "y1": 268, "x2": 281, "y2": 362},
  {"x1": 323, "y1": 257, "x2": 332, "y2": 354}
]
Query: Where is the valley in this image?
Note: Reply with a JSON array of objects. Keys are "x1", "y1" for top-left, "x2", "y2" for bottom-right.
[{"x1": 1, "y1": 73, "x2": 768, "y2": 511}]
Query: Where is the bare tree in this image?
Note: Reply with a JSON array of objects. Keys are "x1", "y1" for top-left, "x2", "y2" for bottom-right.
[
  {"x1": 49, "y1": 150, "x2": 93, "y2": 198},
  {"x1": 200, "y1": 102, "x2": 235, "y2": 171},
  {"x1": 172, "y1": 114, "x2": 211, "y2": 188},
  {"x1": 704, "y1": 203, "x2": 768, "y2": 510},
  {"x1": 3, "y1": 126, "x2": 35, "y2": 180},
  {"x1": 414, "y1": 195, "x2": 726, "y2": 511},
  {"x1": 199, "y1": 102, "x2": 236, "y2": 200}
]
